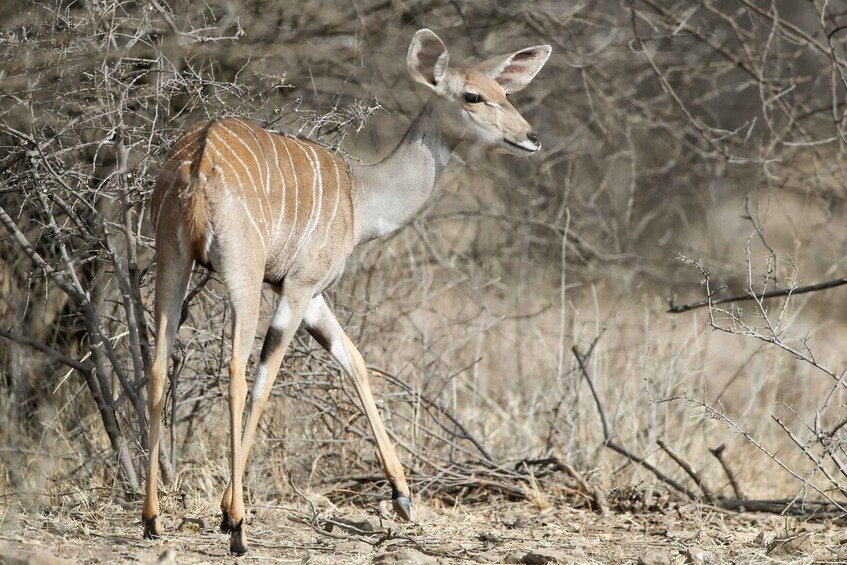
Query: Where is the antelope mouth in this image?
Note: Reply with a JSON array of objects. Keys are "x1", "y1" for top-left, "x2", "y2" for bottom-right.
[{"x1": 504, "y1": 139, "x2": 540, "y2": 153}]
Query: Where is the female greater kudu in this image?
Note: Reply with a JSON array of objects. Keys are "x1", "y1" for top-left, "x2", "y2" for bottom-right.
[{"x1": 143, "y1": 29, "x2": 550, "y2": 555}]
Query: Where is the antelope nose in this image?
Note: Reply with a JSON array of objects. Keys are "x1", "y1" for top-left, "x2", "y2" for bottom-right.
[{"x1": 528, "y1": 132, "x2": 541, "y2": 145}]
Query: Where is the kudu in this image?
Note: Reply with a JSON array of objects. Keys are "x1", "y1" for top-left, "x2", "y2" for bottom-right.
[{"x1": 143, "y1": 29, "x2": 551, "y2": 554}]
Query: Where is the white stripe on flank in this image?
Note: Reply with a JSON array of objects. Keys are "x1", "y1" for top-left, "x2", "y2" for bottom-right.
[
  {"x1": 205, "y1": 137, "x2": 244, "y2": 190},
  {"x1": 294, "y1": 141, "x2": 317, "y2": 248},
  {"x1": 220, "y1": 121, "x2": 270, "y2": 222},
  {"x1": 232, "y1": 120, "x2": 274, "y2": 228},
  {"x1": 290, "y1": 140, "x2": 322, "y2": 257},
  {"x1": 216, "y1": 122, "x2": 271, "y2": 229},
  {"x1": 268, "y1": 133, "x2": 286, "y2": 241},
  {"x1": 307, "y1": 144, "x2": 324, "y2": 238},
  {"x1": 320, "y1": 157, "x2": 342, "y2": 250},
  {"x1": 205, "y1": 141, "x2": 267, "y2": 252},
  {"x1": 277, "y1": 137, "x2": 300, "y2": 259}
]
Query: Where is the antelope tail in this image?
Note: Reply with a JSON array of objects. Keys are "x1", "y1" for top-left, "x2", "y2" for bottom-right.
[{"x1": 180, "y1": 164, "x2": 212, "y2": 263}]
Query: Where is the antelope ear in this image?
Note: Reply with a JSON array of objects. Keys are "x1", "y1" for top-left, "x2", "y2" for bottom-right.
[
  {"x1": 407, "y1": 29, "x2": 450, "y2": 89},
  {"x1": 475, "y1": 45, "x2": 551, "y2": 93}
]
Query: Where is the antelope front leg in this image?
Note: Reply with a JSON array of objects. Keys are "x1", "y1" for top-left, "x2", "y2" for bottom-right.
[{"x1": 303, "y1": 295, "x2": 412, "y2": 520}]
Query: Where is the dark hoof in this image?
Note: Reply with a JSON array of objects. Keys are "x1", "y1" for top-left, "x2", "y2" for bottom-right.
[
  {"x1": 227, "y1": 517, "x2": 248, "y2": 556},
  {"x1": 220, "y1": 511, "x2": 231, "y2": 534},
  {"x1": 392, "y1": 495, "x2": 413, "y2": 522},
  {"x1": 142, "y1": 514, "x2": 162, "y2": 539}
]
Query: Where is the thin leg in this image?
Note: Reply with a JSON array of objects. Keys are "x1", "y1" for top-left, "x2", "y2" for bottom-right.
[
  {"x1": 142, "y1": 249, "x2": 193, "y2": 539},
  {"x1": 303, "y1": 295, "x2": 412, "y2": 520},
  {"x1": 222, "y1": 278, "x2": 263, "y2": 556},
  {"x1": 220, "y1": 288, "x2": 310, "y2": 532}
]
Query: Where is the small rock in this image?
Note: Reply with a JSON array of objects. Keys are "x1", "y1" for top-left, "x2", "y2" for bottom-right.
[
  {"x1": 685, "y1": 547, "x2": 718, "y2": 565},
  {"x1": 324, "y1": 514, "x2": 376, "y2": 534},
  {"x1": 501, "y1": 512, "x2": 523, "y2": 529},
  {"x1": 767, "y1": 533, "x2": 809, "y2": 555},
  {"x1": 478, "y1": 531, "x2": 502, "y2": 543},
  {"x1": 521, "y1": 549, "x2": 567, "y2": 564},
  {"x1": 430, "y1": 542, "x2": 461, "y2": 554},
  {"x1": 177, "y1": 517, "x2": 204, "y2": 535},
  {"x1": 372, "y1": 548, "x2": 436, "y2": 564},
  {"x1": 477, "y1": 551, "x2": 504, "y2": 563},
  {"x1": 639, "y1": 549, "x2": 671, "y2": 565}
]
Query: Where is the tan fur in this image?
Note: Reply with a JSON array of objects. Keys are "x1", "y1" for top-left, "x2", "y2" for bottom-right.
[
  {"x1": 144, "y1": 29, "x2": 550, "y2": 554},
  {"x1": 154, "y1": 117, "x2": 355, "y2": 281},
  {"x1": 181, "y1": 167, "x2": 209, "y2": 261}
]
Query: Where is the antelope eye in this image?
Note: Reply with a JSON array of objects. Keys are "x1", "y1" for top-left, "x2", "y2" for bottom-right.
[{"x1": 463, "y1": 92, "x2": 482, "y2": 104}]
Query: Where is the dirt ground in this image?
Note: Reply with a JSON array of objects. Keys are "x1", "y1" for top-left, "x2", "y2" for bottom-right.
[{"x1": 1, "y1": 495, "x2": 846, "y2": 564}]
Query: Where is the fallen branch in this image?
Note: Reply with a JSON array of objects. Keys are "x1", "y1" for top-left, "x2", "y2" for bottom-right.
[
  {"x1": 709, "y1": 444, "x2": 744, "y2": 500},
  {"x1": 667, "y1": 276, "x2": 847, "y2": 314},
  {"x1": 715, "y1": 498, "x2": 844, "y2": 517},
  {"x1": 657, "y1": 438, "x2": 716, "y2": 503}
]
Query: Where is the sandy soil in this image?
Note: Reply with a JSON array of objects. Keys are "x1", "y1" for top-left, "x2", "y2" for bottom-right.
[{"x1": 2, "y1": 495, "x2": 845, "y2": 564}]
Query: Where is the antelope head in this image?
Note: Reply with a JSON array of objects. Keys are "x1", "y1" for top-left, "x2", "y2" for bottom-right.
[{"x1": 406, "y1": 29, "x2": 551, "y2": 156}]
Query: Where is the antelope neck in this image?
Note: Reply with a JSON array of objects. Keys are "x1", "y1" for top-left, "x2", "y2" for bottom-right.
[{"x1": 351, "y1": 100, "x2": 457, "y2": 245}]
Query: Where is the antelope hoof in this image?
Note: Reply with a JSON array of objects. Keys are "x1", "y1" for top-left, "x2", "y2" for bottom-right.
[
  {"x1": 142, "y1": 514, "x2": 162, "y2": 539},
  {"x1": 220, "y1": 511, "x2": 231, "y2": 534},
  {"x1": 392, "y1": 495, "x2": 413, "y2": 522},
  {"x1": 227, "y1": 518, "x2": 248, "y2": 556}
]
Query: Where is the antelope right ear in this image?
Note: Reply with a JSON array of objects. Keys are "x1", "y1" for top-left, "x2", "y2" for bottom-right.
[
  {"x1": 475, "y1": 45, "x2": 552, "y2": 93},
  {"x1": 407, "y1": 29, "x2": 449, "y2": 89}
]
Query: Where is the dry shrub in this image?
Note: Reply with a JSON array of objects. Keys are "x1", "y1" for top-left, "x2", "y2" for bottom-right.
[{"x1": 1, "y1": 0, "x2": 846, "y2": 523}]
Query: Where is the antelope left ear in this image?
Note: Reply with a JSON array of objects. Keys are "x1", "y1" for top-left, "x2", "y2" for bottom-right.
[
  {"x1": 475, "y1": 45, "x2": 552, "y2": 93},
  {"x1": 407, "y1": 29, "x2": 450, "y2": 89}
]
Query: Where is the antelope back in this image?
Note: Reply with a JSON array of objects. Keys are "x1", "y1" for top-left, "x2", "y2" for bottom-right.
[{"x1": 153, "y1": 118, "x2": 356, "y2": 288}]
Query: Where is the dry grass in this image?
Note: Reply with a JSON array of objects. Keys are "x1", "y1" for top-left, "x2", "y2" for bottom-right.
[{"x1": 2, "y1": 1, "x2": 847, "y2": 561}]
